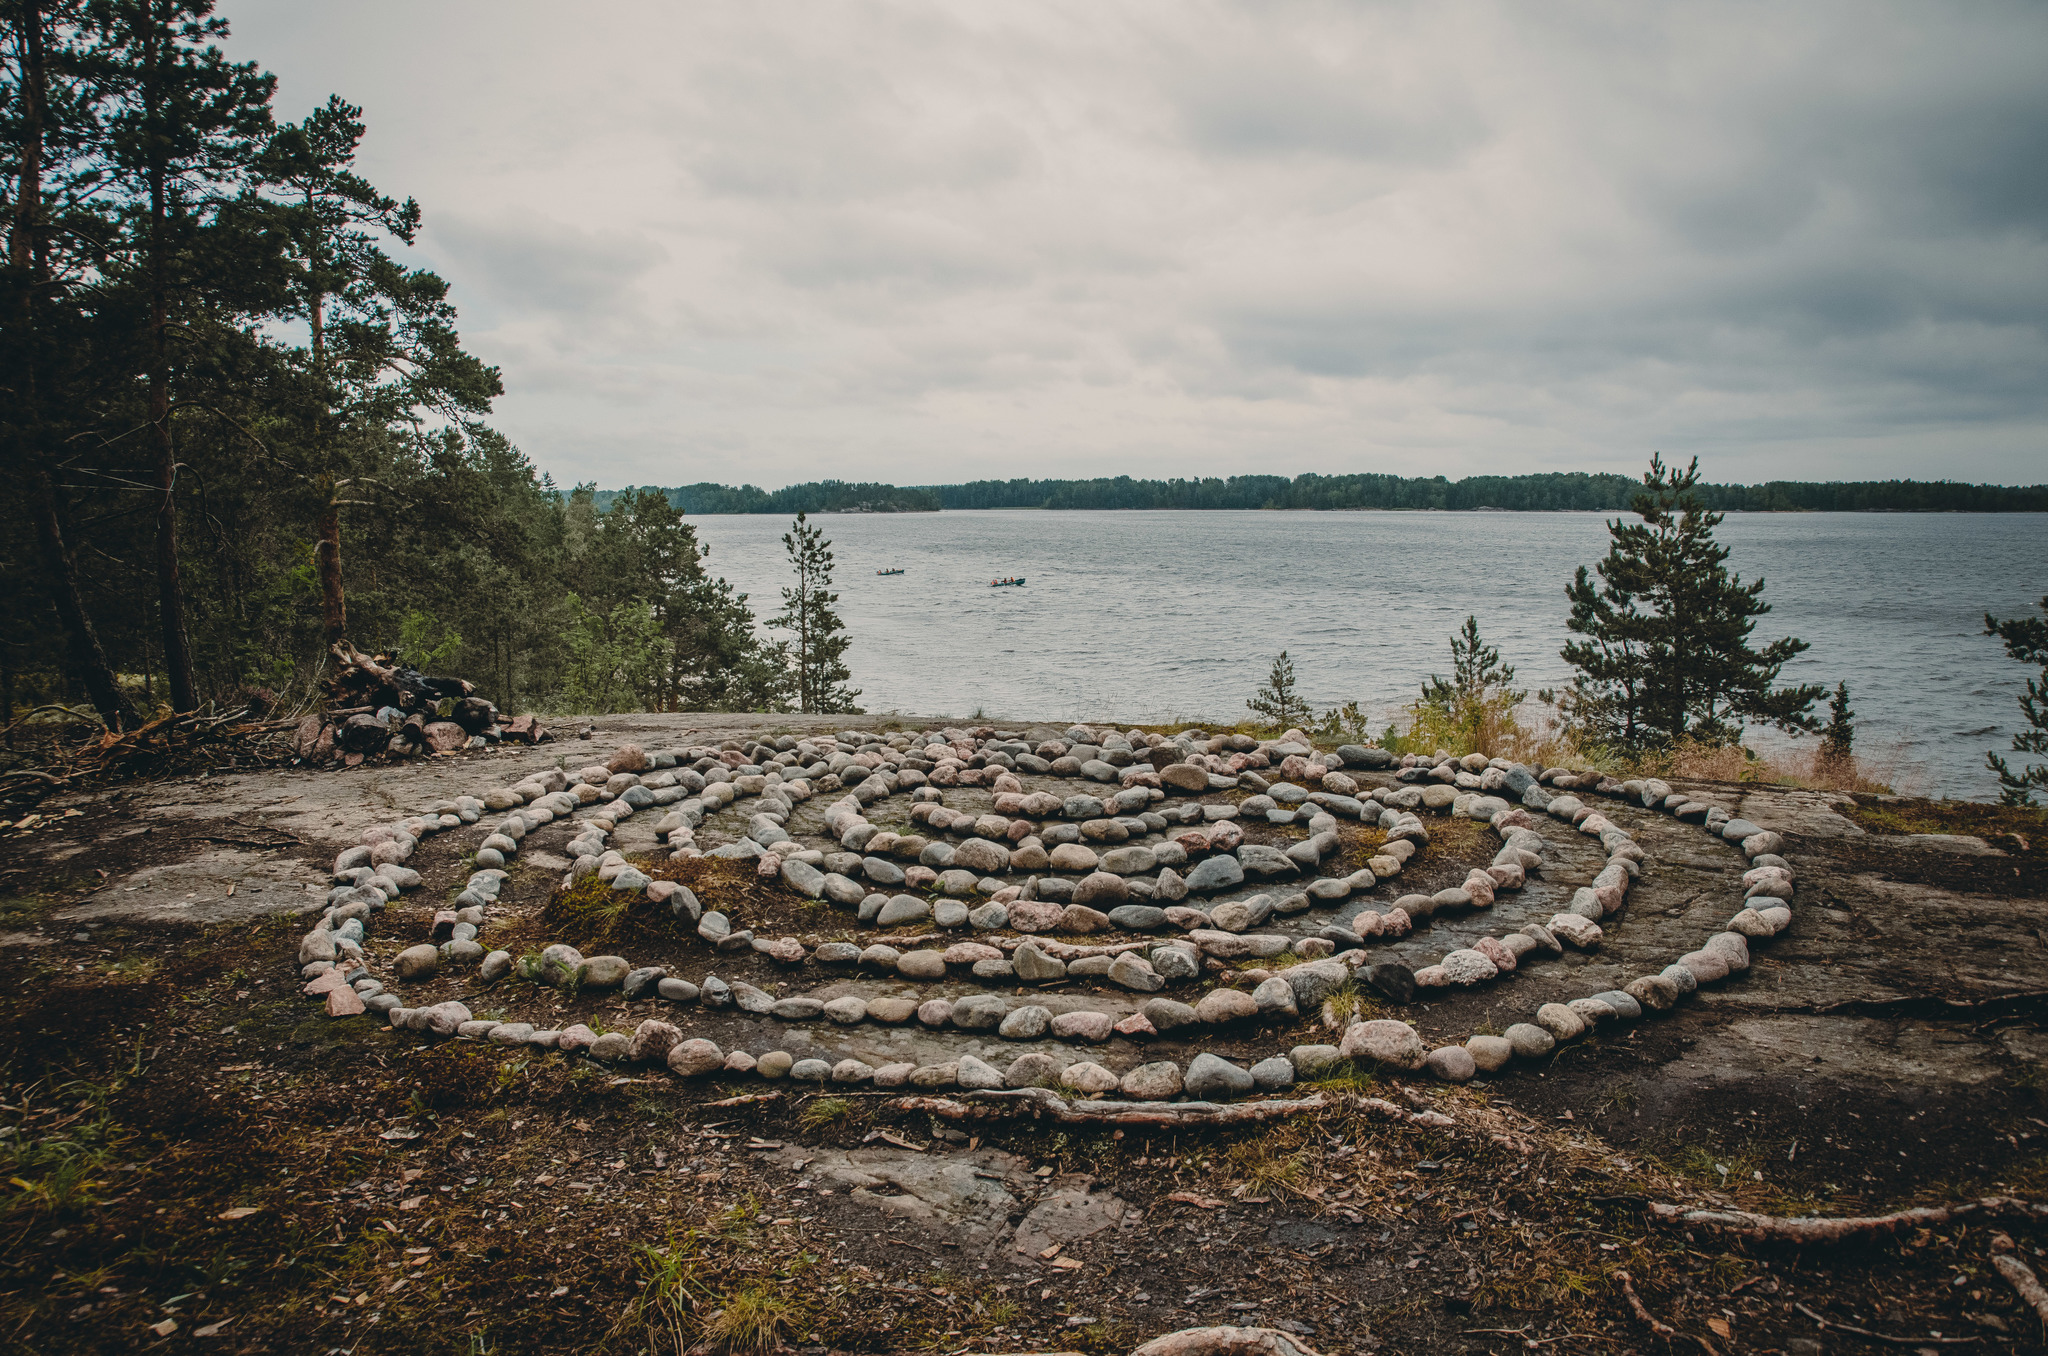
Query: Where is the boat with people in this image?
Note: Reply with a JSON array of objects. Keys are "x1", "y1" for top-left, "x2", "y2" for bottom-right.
[
  {"x1": 876, "y1": 568, "x2": 905, "y2": 576},
  {"x1": 989, "y1": 576, "x2": 1025, "y2": 588}
]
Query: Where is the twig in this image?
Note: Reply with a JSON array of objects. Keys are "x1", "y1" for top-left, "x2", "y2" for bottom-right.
[
  {"x1": 1793, "y1": 1301, "x2": 1979, "y2": 1346},
  {"x1": 1611, "y1": 1271, "x2": 1674, "y2": 1338},
  {"x1": 1647, "y1": 1196, "x2": 2048, "y2": 1244},
  {"x1": 704, "y1": 1092, "x2": 780, "y2": 1108}
]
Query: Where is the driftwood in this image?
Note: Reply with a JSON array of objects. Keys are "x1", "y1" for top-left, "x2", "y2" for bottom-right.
[
  {"x1": 1792, "y1": 1301, "x2": 1980, "y2": 1346},
  {"x1": 1993, "y1": 1237, "x2": 2048, "y2": 1328},
  {"x1": 885, "y1": 1087, "x2": 1328, "y2": 1126},
  {"x1": 1648, "y1": 1197, "x2": 2048, "y2": 1244}
]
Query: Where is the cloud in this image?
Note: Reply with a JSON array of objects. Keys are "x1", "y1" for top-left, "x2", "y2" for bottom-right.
[{"x1": 221, "y1": 0, "x2": 2048, "y2": 488}]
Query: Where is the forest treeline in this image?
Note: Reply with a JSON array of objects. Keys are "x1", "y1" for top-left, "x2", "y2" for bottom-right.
[
  {"x1": 613, "y1": 471, "x2": 2048, "y2": 514},
  {"x1": 592, "y1": 481, "x2": 941, "y2": 516},
  {"x1": 1, "y1": 2, "x2": 794, "y2": 725}
]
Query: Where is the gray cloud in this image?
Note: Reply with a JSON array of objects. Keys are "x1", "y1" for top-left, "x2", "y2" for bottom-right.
[{"x1": 222, "y1": 0, "x2": 2048, "y2": 487}]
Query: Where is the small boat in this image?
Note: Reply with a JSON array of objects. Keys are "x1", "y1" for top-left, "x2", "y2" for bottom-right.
[
  {"x1": 989, "y1": 576, "x2": 1026, "y2": 588},
  {"x1": 876, "y1": 568, "x2": 905, "y2": 576}
]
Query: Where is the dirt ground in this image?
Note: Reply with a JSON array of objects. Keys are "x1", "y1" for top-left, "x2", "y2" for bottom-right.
[{"x1": 2, "y1": 711, "x2": 2045, "y2": 1355}]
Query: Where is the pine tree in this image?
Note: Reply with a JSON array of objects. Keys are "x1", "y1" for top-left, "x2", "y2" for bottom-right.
[
  {"x1": 771, "y1": 512, "x2": 859, "y2": 714},
  {"x1": 1817, "y1": 681, "x2": 1855, "y2": 772},
  {"x1": 88, "y1": 0, "x2": 279, "y2": 710},
  {"x1": 1415, "y1": 616, "x2": 1526, "y2": 751},
  {"x1": 1984, "y1": 597, "x2": 2048, "y2": 806},
  {"x1": 1247, "y1": 650, "x2": 1311, "y2": 731},
  {"x1": 1560, "y1": 454, "x2": 1824, "y2": 751},
  {"x1": 254, "y1": 93, "x2": 499, "y2": 648}
]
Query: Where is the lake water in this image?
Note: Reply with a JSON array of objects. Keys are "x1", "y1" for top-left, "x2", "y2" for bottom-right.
[{"x1": 686, "y1": 510, "x2": 2048, "y2": 800}]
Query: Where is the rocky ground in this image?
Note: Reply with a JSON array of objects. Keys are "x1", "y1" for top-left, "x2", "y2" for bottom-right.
[{"x1": 2, "y1": 711, "x2": 2045, "y2": 1355}]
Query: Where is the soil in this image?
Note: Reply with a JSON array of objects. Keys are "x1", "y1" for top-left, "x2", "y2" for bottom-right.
[{"x1": 2, "y1": 714, "x2": 2044, "y2": 1355}]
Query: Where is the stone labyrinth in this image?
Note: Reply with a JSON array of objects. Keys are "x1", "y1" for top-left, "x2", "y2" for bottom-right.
[{"x1": 296, "y1": 725, "x2": 1797, "y2": 1102}]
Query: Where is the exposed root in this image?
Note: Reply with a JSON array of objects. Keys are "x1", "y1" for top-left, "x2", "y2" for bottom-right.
[
  {"x1": 1647, "y1": 1197, "x2": 2048, "y2": 1244},
  {"x1": 1992, "y1": 1235, "x2": 2048, "y2": 1329},
  {"x1": 1792, "y1": 1302, "x2": 1981, "y2": 1346},
  {"x1": 1612, "y1": 1271, "x2": 1675, "y2": 1338},
  {"x1": 884, "y1": 1088, "x2": 1329, "y2": 1126}
]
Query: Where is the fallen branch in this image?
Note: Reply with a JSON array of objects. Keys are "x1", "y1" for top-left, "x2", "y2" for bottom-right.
[
  {"x1": 704, "y1": 1092, "x2": 780, "y2": 1108},
  {"x1": 1992, "y1": 1237, "x2": 2048, "y2": 1328},
  {"x1": 885, "y1": 1087, "x2": 1328, "y2": 1126},
  {"x1": 1647, "y1": 1196, "x2": 2048, "y2": 1244},
  {"x1": 1611, "y1": 1271, "x2": 1674, "y2": 1338},
  {"x1": 1793, "y1": 1302, "x2": 1979, "y2": 1346}
]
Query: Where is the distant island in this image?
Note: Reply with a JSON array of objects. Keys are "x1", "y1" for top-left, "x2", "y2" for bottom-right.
[{"x1": 595, "y1": 472, "x2": 2048, "y2": 515}]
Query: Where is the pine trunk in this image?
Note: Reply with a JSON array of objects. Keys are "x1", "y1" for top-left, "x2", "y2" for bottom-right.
[
  {"x1": 10, "y1": 3, "x2": 136, "y2": 731},
  {"x1": 315, "y1": 482, "x2": 346, "y2": 645},
  {"x1": 33, "y1": 473, "x2": 139, "y2": 731},
  {"x1": 144, "y1": 21, "x2": 197, "y2": 711}
]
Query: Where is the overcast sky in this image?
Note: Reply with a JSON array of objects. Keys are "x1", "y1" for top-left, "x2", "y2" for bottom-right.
[{"x1": 220, "y1": 1, "x2": 2048, "y2": 490}]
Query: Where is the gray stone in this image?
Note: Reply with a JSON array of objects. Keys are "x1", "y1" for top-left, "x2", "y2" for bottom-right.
[
  {"x1": 951, "y1": 993, "x2": 1009, "y2": 1030},
  {"x1": 1339, "y1": 1019, "x2": 1425, "y2": 1069},
  {"x1": 1004, "y1": 1052, "x2": 1059, "y2": 1088},
  {"x1": 1504, "y1": 1022, "x2": 1555, "y2": 1058},
  {"x1": 578, "y1": 955, "x2": 631, "y2": 988},
  {"x1": 957, "y1": 1054, "x2": 1006, "y2": 1090},
  {"x1": 1120, "y1": 1061, "x2": 1184, "y2": 1100},
  {"x1": 1141, "y1": 997, "x2": 1199, "y2": 1031},
  {"x1": 1012, "y1": 942, "x2": 1068, "y2": 982},
  {"x1": 1236, "y1": 844, "x2": 1299, "y2": 878},
  {"x1": 1426, "y1": 1045, "x2": 1477, "y2": 1083},
  {"x1": 877, "y1": 894, "x2": 931, "y2": 927},
  {"x1": 1465, "y1": 1034, "x2": 1514, "y2": 1073},
  {"x1": 1184, "y1": 855, "x2": 1245, "y2": 892},
  {"x1": 1253, "y1": 975, "x2": 1299, "y2": 1017},
  {"x1": 789, "y1": 1058, "x2": 833, "y2": 1082},
  {"x1": 667, "y1": 1038, "x2": 725, "y2": 1077},
  {"x1": 1108, "y1": 904, "x2": 1167, "y2": 931},
  {"x1": 897, "y1": 949, "x2": 947, "y2": 980},
  {"x1": 656, "y1": 977, "x2": 699, "y2": 1003},
  {"x1": 1109, "y1": 953, "x2": 1164, "y2": 991},
  {"x1": 1284, "y1": 960, "x2": 1351, "y2": 1010},
  {"x1": 1183, "y1": 1052, "x2": 1255, "y2": 1100},
  {"x1": 1250, "y1": 1056, "x2": 1296, "y2": 1090},
  {"x1": 999, "y1": 1005, "x2": 1053, "y2": 1039},
  {"x1": 1051, "y1": 1010, "x2": 1114, "y2": 1042},
  {"x1": 393, "y1": 944, "x2": 440, "y2": 982},
  {"x1": 1289, "y1": 1043, "x2": 1343, "y2": 1077}
]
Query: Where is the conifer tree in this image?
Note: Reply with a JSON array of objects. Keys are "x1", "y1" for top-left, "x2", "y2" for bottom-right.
[
  {"x1": 771, "y1": 512, "x2": 859, "y2": 714},
  {"x1": 1559, "y1": 454, "x2": 1823, "y2": 751},
  {"x1": 1415, "y1": 616, "x2": 1526, "y2": 751},
  {"x1": 88, "y1": 0, "x2": 279, "y2": 710},
  {"x1": 1817, "y1": 681, "x2": 1855, "y2": 772},
  {"x1": 1984, "y1": 597, "x2": 2048, "y2": 806},
  {"x1": 1248, "y1": 650, "x2": 1311, "y2": 731},
  {"x1": 255, "y1": 93, "x2": 498, "y2": 647}
]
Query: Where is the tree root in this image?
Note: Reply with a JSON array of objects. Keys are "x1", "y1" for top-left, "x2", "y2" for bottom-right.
[
  {"x1": 1992, "y1": 1236, "x2": 2048, "y2": 1329},
  {"x1": 1647, "y1": 1197, "x2": 2048, "y2": 1243},
  {"x1": 884, "y1": 1087, "x2": 1328, "y2": 1126},
  {"x1": 1792, "y1": 1302, "x2": 1980, "y2": 1346},
  {"x1": 1611, "y1": 1271, "x2": 1675, "y2": 1338}
]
